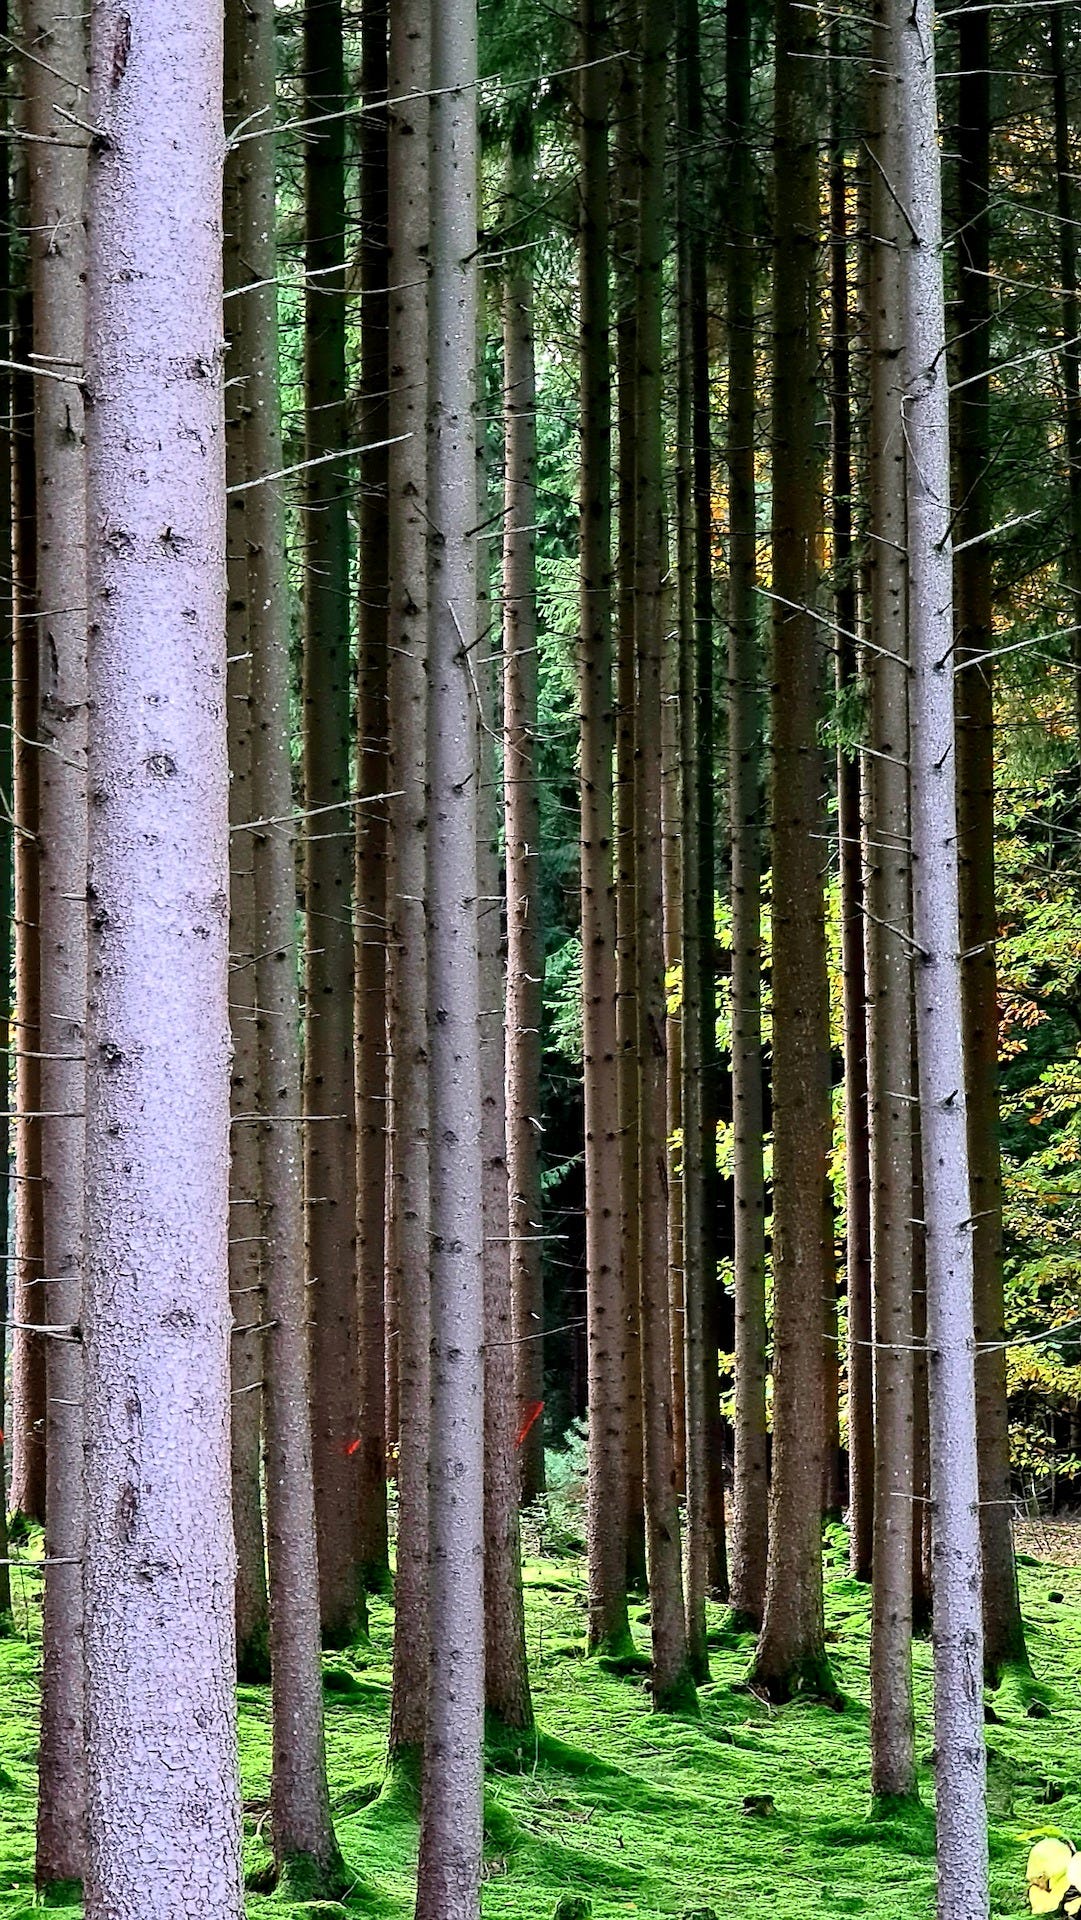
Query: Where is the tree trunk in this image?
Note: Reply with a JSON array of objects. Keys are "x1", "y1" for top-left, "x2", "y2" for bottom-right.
[
  {"x1": 235, "y1": 0, "x2": 342, "y2": 1885},
  {"x1": 1051, "y1": 7, "x2": 1081, "y2": 720},
  {"x1": 0, "y1": 4, "x2": 14, "y2": 1632},
  {"x1": 82, "y1": 4, "x2": 244, "y2": 1910},
  {"x1": 502, "y1": 131, "x2": 546, "y2": 1508},
  {"x1": 724, "y1": 0, "x2": 768, "y2": 1630},
  {"x1": 413, "y1": 0, "x2": 485, "y2": 1905},
  {"x1": 955, "y1": 0, "x2": 1025, "y2": 1686},
  {"x1": 634, "y1": 0, "x2": 696, "y2": 1717},
  {"x1": 661, "y1": 626, "x2": 686, "y2": 1504},
  {"x1": 223, "y1": 0, "x2": 271, "y2": 1689},
  {"x1": 829, "y1": 41, "x2": 873, "y2": 1582},
  {"x1": 302, "y1": 0, "x2": 365, "y2": 1650},
  {"x1": 613, "y1": 15, "x2": 647, "y2": 1593},
  {"x1": 865, "y1": 0, "x2": 916, "y2": 1801},
  {"x1": 27, "y1": 0, "x2": 89, "y2": 1884},
  {"x1": 578, "y1": 0, "x2": 632, "y2": 1660},
  {"x1": 386, "y1": 0, "x2": 431, "y2": 1769},
  {"x1": 895, "y1": 0, "x2": 989, "y2": 1897},
  {"x1": 751, "y1": 0, "x2": 834, "y2": 1703},
  {"x1": 354, "y1": 0, "x2": 391, "y2": 1590}
]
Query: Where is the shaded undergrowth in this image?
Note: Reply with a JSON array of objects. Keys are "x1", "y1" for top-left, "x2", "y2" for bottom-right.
[{"x1": 2, "y1": 1537, "x2": 1081, "y2": 1916}]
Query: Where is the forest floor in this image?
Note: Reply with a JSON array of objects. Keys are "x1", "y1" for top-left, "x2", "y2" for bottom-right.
[{"x1": 2, "y1": 1523, "x2": 1080, "y2": 1918}]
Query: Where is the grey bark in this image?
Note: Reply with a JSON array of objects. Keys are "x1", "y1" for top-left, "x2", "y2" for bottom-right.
[
  {"x1": 894, "y1": 0, "x2": 989, "y2": 1899},
  {"x1": 502, "y1": 131, "x2": 546, "y2": 1508},
  {"x1": 82, "y1": 4, "x2": 244, "y2": 1912},
  {"x1": 865, "y1": 0, "x2": 915, "y2": 1800},
  {"x1": 223, "y1": 0, "x2": 270, "y2": 1688},
  {"x1": 386, "y1": 0, "x2": 431, "y2": 1765},
  {"x1": 303, "y1": 0, "x2": 365, "y2": 1650},
  {"x1": 751, "y1": 0, "x2": 834, "y2": 1702},
  {"x1": 235, "y1": 0, "x2": 342, "y2": 1882},
  {"x1": 413, "y1": 0, "x2": 485, "y2": 1905},
  {"x1": 577, "y1": 0, "x2": 632, "y2": 1660},
  {"x1": 725, "y1": 0, "x2": 769, "y2": 1629},
  {"x1": 27, "y1": 0, "x2": 89, "y2": 1883}
]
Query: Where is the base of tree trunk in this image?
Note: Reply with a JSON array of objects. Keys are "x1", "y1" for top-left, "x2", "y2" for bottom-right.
[
  {"x1": 746, "y1": 1649, "x2": 839, "y2": 1707},
  {"x1": 319, "y1": 1598, "x2": 370, "y2": 1652},
  {"x1": 687, "y1": 1642, "x2": 710, "y2": 1687},
  {"x1": 868, "y1": 1791, "x2": 923, "y2": 1822},
  {"x1": 586, "y1": 1622, "x2": 638, "y2": 1663},
  {"x1": 237, "y1": 1621, "x2": 272, "y2": 1684},
  {"x1": 983, "y1": 1635, "x2": 1032, "y2": 1691},
  {"x1": 359, "y1": 1559, "x2": 394, "y2": 1601},
  {"x1": 651, "y1": 1665, "x2": 700, "y2": 1715},
  {"x1": 379, "y1": 1748, "x2": 423, "y2": 1817},
  {"x1": 35, "y1": 1877, "x2": 82, "y2": 1905},
  {"x1": 718, "y1": 1607, "x2": 761, "y2": 1639},
  {"x1": 249, "y1": 1845, "x2": 348, "y2": 1903}
]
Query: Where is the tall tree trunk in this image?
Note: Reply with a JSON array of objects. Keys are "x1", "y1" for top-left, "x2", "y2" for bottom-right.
[
  {"x1": 578, "y1": 0, "x2": 632, "y2": 1660},
  {"x1": 865, "y1": 0, "x2": 916, "y2": 1801},
  {"x1": 235, "y1": 0, "x2": 342, "y2": 1885},
  {"x1": 0, "y1": 2, "x2": 14, "y2": 1632},
  {"x1": 303, "y1": 0, "x2": 365, "y2": 1649},
  {"x1": 413, "y1": 0, "x2": 485, "y2": 1905},
  {"x1": 613, "y1": 14, "x2": 647, "y2": 1592},
  {"x1": 355, "y1": 0, "x2": 391, "y2": 1590},
  {"x1": 955, "y1": 0, "x2": 1024, "y2": 1685},
  {"x1": 82, "y1": 4, "x2": 244, "y2": 1911},
  {"x1": 661, "y1": 620, "x2": 687, "y2": 1502},
  {"x1": 27, "y1": 0, "x2": 89, "y2": 1884},
  {"x1": 386, "y1": 0, "x2": 431, "y2": 1769},
  {"x1": 751, "y1": 0, "x2": 834, "y2": 1703},
  {"x1": 1051, "y1": 7, "x2": 1081, "y2": 715},
  {"x1": 502, "y1": 130, "x2": 546, "y2": 1507},
  {"x1": 724, "y1": 0, "x2": 768, "y2": 1629},
  {"x1": 829, "y1": 38, "x2": 873, "y2": 1582},
  {"x1": 634, "y1": 0, "x2": 696, "y2": 1717},
  {"x1": 223, "y1": 0, "x2": 271, "y2": 1689},
  {"x1": 895, "y1": 0, "x2": 988, "y2": 1898}
]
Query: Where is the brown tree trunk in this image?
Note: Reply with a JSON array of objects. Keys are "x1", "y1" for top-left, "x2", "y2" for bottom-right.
[
  {"x1": 955, "y1": 0, "x2": 1025, "y2": 1686},
  {"x1": 235, "y1": 0, "x2": 342, "y2": 1885},
  {"x1": 1051, "y1": 7, "x2": 1081, "y2": 709},
  {"x1": 27, "y1": 0, "x2": 89, "y2": 1883},
  {"x1": 82, "y1": 2, "x2": 244, "y2": 1908},
  {"x1": 578, "y1": 0, "x2": 633, "y2": 1660},
  {"x1": 751, "y1": 0, "x2": 834, "y2": 1704},
  {"x1": 302, "y1": 0, "x2": 365, "y2": 1650},
  {"x1": 0, "y1": 3, "x2": 14, "y2": 1631},
  {"x1": 502, "y1": 131, "x2": 546, "y2": 1507},
  {"x1": 386, "y1": 0, "x2": 431, "y2": 1769},
  {"x1": 223, "y1": 0, "x2": 271, "y2": 1688},
  {"x1": 354, "y1": 0, "x2": 391, "y2": 1591},
  {"x1": 724, "y1": 0, "x2": 768, "y2": 1630}
]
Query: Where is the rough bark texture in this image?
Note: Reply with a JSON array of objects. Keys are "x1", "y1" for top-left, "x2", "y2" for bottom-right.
[
  {"x1": 223, "y1": 0, "x2": 270, "y2": 1688},
  {"x1": 502, "y1": 132, "x2": 546, "y2": 1507},
  {"x1": 302, "y1": 0, "x2": 364, "y2": 1650},
  {"x1": 752, "y1": 0, "x2": 834, "y2": 1703},
  {"x1": 386, "y1": 0, "x2": 431, "y2": 1764},
  {"x1": 896, "y1": 0, "x2": 989, "y2": 1899},
  {"x1": 0, "y1": 7, "x2": 14, "y2": 1629},
  {"x1": 865, "y1": 5, "x2": 915, "y2": 1800},
  {"x1": 634, "y1": 0, "x2": 696, "y2": 1717},
  {"x1": 413, "y1": 1, "x2": 485, "y2": 1907},
  {"x1": 661, "y1": 614, "x2": 686, "y2": 1503},
  {"x1": 82, "y1": 5, "x2": 244, "y2": 1911},
  {"x1": 27, "y1": 0, "x2": 89, "y2": 1882},
  {"x1": 725, "y1": 0, "x2": 769, "y2": 1629},
  {"x1": 236, "y1": 0, "x2": 342, "y2": 1884},
  {"x1": 578, "y1": 0, "x2": 632, "y2": 1660},
  {"x1": 956, "y1": 0, "x2": 1026, "y2": 1685},
  {"x1": 355, "y1": 0, "x2": 391, "y2": 1588}
]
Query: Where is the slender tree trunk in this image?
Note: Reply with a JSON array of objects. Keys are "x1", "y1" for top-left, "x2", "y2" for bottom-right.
[
  {"x1": 578, "y1": 0, "x2": 632, "y2": 1660},
  {"x1": 865, "y1": 0, "x2": 916, "y2": 1801},
  {"x1": 751, "y1": 0, "x2": 834, "y2": 1703},
  {"x1": 8, "y1": 234, "x2": 44, "y2": 1527},
  {"x1": 613, "y1": 13, "x2": 647, "y2": 1592},
  {"x1": 895, "y1": 0, "x2": 988, "y2": 1898},
  {"x1": 829, "y1": 42, "x2": 873, "y2": 1582},
  {"x1": 0, "y1": 4, "x2": 14, "y2": 1632},
  {"x1": 223, "y1": 0, "x2": 271, "y2": 1688},
  {"x1": 302, "y1": 0, "x2": 365, "y2": 1649},
  {"x1": 235, "y1": 0, "x2": 342, "y2": 1884},
  {"x1": 386, "y1": 0, "x2": 431, "y2": 1768},
  {"x1": 413, "y1": 0, "x2": 485, "y2": 1905},
  {"x1": 1051, "y1": 7, "x2": 1081, "y2": 714},
  {"x1": 82, "y1": 5, "x2": 244, "y2": 1911},
  {"x1": 502, "y1": 132, "x2": 546, "y2": 1507},
  {"x1": 27, "y1": 0, "x2": 89, "y2": 1883},
  {"x1": 355, "y1": 0, "x2": 392, "y2": 1590},
  {"x1": 634, "y1": 0, "x2": 696, "y2": 1717},
  {"x1": 954, "y1": 0, "x2": 1025, "y2": 1685},
  {"x1": 725, "y1": 0, "x2": 768, "y2": 1629}
]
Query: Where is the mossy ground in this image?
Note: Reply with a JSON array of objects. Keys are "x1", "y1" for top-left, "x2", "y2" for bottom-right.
[{"x1": 2, "y1": 1533, "x2": 1081, "y2": 1917}]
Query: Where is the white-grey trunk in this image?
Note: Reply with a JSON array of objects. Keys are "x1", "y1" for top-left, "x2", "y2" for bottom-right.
[{"x1": 82, "y1": 4, "x2": 243, "y2": 1912}]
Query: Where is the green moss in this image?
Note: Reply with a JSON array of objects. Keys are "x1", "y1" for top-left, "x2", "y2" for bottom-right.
[
  {"x1": 37, "y1": 1880, "x2": 83, "y2": 1908},
  {"x1": 552, "y1": 1898, "x2": 592, "y2": 1919}
]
